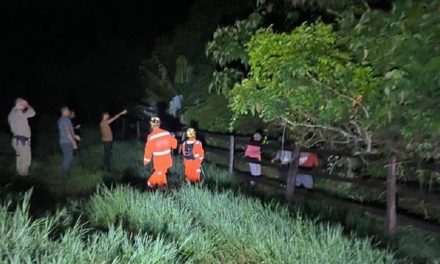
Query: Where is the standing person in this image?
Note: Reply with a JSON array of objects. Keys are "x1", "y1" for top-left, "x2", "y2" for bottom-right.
[
  {"x1": 244, "y1": 132, "x2": 262, "y2": 185},
  {"x1": 58, "y1": 106, "x2": 80, "y2": 175},
  {"x1": 7, "y1": 98, "x2": 36, "y2": 177},
  {"x1": 271, "y1": 139, "x2": 317, "y2": 189},
  {"x1": 99, "y1": 109, "x2": 127, "y2": 172},
  {"x1": 143, "y1": 117, "x2": 177, "y2": 188},
  {"x1": 271, "y1": 138, "x2": 294, "y2": 183},
  {"x1": 181, "y1": 128, "x2": 204, "y2": 184}
]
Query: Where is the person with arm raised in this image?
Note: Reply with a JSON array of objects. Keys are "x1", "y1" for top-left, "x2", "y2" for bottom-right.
[
  {"x1": 7, "y1": 98, "x2": 36, "y2": 176},
  {"x1": 100, "y1": 109, "x2": 127, "y2": 172}
]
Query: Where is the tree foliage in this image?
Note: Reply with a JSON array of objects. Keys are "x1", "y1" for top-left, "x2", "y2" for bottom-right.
[
  {"x1": 230, "y1": 23, "x2": 378, "y2": 152},
  {"x1": 339, "y1": 0, "x2": 440, "y2": 158},
  {"x1": 207, "y1": 13, "x2": 263, "y2": 95},
  {"x1": 210, "y1": 0, "x2": 440, "y2": 159},
  {"x1": 150, "y1": 0, "x2": 258, "y2": 132}
]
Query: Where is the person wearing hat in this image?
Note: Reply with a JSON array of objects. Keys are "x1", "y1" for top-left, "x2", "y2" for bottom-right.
[
  {"x1": 143, "y1": 117, "x2": 177, "y2": 188},
  {"x1": 244, "y1": 132, "x2": 263, "y2": 185},
  {"x1": 7, "y1": 97, "x2": 36, "y2": 177},
  {"x1": 181, "y1": 128, "x2": 204, "y2": 183}
]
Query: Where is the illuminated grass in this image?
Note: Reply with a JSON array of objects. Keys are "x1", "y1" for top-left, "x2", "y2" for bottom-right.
[
  {"x1": 86, "y1": 185, "x2": 395, "y2": 263},
  {"x1": 0, "y1": 192, "x2": 180, "y2": 263}
]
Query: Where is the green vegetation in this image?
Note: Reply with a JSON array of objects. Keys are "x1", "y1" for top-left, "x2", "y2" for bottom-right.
[
  {"x1": 0, "y1": 186, "x2": 394, "y2": 263},
  {"x1": 204, "y1": 0, "x2": 440, "y2": 185},
  {"x1": 148, "y1": 0, "x2": 264, "y2": 133},
  {"x1": 229, "y1": 22, "x2": 377, "y2": 149},
  {"x1": 29, "y1": 138, "x2": 145, "y2": 197},
  {"x1": 2, "y1": 0, "x2": 439, "y2": 261},
  {"x1": 2, "y1": 127, "x2": 440, "y2": 262},
  {"x1": 298, "y1": 199, "x2": 440, "y2": 263},
  {"x1": 0, "y1": 192, "x2": 180, "y2": 263}
]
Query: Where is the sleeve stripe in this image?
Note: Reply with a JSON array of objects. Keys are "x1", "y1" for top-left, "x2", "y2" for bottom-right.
[{"x1": 149, "y1": 132, "x2": 171, "y2": 141}]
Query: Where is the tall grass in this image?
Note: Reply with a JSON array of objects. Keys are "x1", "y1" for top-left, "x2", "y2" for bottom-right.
[
  {"x1": 86, "y1": 185, "x2": 395, "y2": 263},
  {"x1": 0, "y1": 191, "x2": 181, "y2": 263},
  {"x1": 4, "y1": 125, "x2": 436, "y2": 262},
  {"x1": 201, "y1": 162, "x2": 235, "y2": 187}
]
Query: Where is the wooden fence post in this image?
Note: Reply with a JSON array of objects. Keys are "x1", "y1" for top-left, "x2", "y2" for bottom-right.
[
  {"x1": 387, "y1": 156, "x2": 397, "y2": 235},
  {"x1": 229, "y1": 135, "x2": 235, "y2": 174},
  {"x1": 286, "y1": 143, "x2": 300, "y2": 202},
  {"x1": 136, "y1": 120, "x2": 140, "y2": 140}
]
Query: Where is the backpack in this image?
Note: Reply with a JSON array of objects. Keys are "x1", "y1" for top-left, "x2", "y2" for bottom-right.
[
  {"x1": 299, "y1": 152, "x2": 319, "y2": 168},
  {"x1": 183, "y1": 142, "x2": 195, "y2": 159}
]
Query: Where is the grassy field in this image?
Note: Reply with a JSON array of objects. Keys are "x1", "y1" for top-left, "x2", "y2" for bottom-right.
[
  {"x1": 0, "y1": 192, "x2": 180, "y2": 263},
  {"x1": 0, "y1": 186, "x2": 395, "y2": 263},
  {"x1": 0, "y1": 127, "x2": 439, "y2": 263}
]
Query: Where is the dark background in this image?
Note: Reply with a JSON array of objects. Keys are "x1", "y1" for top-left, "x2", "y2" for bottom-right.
[{"x1": 0, "y1": 0, "x2": 193, "y2": 129}]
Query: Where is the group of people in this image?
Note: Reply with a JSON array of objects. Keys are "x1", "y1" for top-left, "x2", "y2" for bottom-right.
[
  {"x1": 57, "y1": 106, "x2": 129, "y2": 174},
  {"x1": 7, "y1": 97, "x2": 204, "y2": 188},
  {"x1": 244, "y1": 132, "x2": 319, "y2": 189},
  {"x1": 143, "y1": 117, "x2": 204, "y2": 187},
  {"x1": 7, "y1": 97, "x2": 316, "y2": 189}
]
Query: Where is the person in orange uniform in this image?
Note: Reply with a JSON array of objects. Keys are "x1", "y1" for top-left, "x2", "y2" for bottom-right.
[
  {"x1": 143, "y1": 117, "x2": 177, "y2": 188},
  {"x1": 181, "y1": 128, "x2": 204, "y2": 183}
]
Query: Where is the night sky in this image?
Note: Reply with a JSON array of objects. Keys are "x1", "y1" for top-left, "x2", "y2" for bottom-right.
[{"x1": 0, "y1": 0, "x2": 193, "y2": 128}]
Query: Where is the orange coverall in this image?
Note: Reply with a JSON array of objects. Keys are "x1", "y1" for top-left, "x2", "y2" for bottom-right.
[
  {"x1": 144, "y1": 128, "x2": 177, "y2": 187},
  {"x1": 182, "y1": 138, "x2": 204, "y2": 183}
]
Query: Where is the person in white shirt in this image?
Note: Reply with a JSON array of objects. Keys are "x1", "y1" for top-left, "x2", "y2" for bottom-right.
[
  {"x1": 271, "y1": 139, "x2": 295, "y2": 182},
  {"x1": 271, "y1": 139, "x2": 315, "y2": 189}
]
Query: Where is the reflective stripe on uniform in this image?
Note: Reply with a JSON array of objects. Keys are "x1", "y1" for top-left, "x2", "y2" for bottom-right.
[
  {"x1": 149, "y1": 132, "x2": 170, "y2": 141},
  {"x1": 144, "y1": 157, "x2": 151, "y2": 162},
  {"x1": 153, "y1": 149, "x2": 171, "y2": 156},
  {"x1": 194, "y1": 154, "x2": 200, "y2": 158},
  {"x1": 186, "y1": 140, "x2": 201, "y2": 145}
]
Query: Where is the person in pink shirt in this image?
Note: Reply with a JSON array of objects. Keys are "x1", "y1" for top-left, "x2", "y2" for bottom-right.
[{"x1": 244, "y1": 132, "x2": 262, "y2": 185}]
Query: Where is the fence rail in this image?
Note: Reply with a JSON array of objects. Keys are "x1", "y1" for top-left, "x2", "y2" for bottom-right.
[{"x1": 199, "y1": 130, "x2": 440, "y2": 235}]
